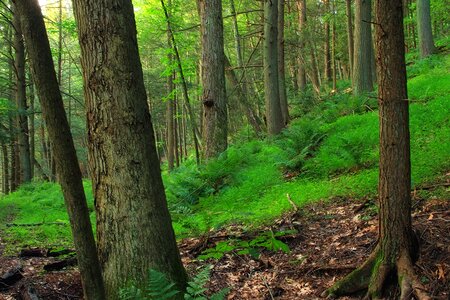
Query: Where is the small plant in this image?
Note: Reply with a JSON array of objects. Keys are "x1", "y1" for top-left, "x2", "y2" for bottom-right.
[
  {"x1": 120, "y1": 266, "x2": 229, "y2": 300},
  {"x1": 198, "y1": 230, "x2": 295, "y2": 261}
]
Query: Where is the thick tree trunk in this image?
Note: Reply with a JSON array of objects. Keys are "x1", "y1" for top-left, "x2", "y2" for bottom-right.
[
  {"x1": 16, "y1": 0, "x2": 106, "y2": 299},
  {"x1": 323, "y1": 0, "x2": 431, "y2": 298},
  {"x1": 13, "y1": 4, "x2": 32, "y2": 183},
  {"x1": 71, "y1": 0, "x2": 187, "y2": 298},
  {"x1": 264, "y1": 0, "x2": 284, "y2": 135},
  {"x1": 297, "y1": 0, "x2": 307, "y2": 92},
  {"x1": 353, "y1": 0, "x2": 374, "y2": 95},
  {"x1": 417, "y1": 0, "x2": 436, "y2": 58},
  {"x1": 198, "y1": 0, "x2": 228, "y2": 159},
  {"x1": 277, "y1": 0, "x2": 289, "y2": 125},
  {"x1": 346, "y1": 0, "x2": 354, "y2": 80}
]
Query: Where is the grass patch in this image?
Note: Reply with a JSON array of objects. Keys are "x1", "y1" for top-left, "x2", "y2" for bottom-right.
[{"x1": 1, "y1": 53, "x2": 449, "y2": 249}]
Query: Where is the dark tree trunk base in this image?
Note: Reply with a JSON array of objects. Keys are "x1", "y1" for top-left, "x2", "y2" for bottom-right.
[{"x1": 321, "y1": 247, "x2": 431, "y2": 300}]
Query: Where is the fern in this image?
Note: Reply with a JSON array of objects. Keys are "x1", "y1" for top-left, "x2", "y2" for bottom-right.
[{"x1": 120, "y1": 267, "x2": 228, "y2": 300}]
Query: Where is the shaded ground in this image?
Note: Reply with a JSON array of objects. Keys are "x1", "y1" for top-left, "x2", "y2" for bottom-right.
[{"x1": 0, "y1": 195, "x2": 448, "y2": 299}]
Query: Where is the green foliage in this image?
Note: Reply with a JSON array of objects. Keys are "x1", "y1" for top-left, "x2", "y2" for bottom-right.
[
  {"x1": 120, "y1": 267, "x2": 229, "y2": 300},
  {"x1": 198, "y1": 230, "x2": 294, "y2": 261}
]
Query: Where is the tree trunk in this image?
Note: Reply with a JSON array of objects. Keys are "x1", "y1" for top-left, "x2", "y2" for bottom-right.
[
  {"x1": 2, "y1": 144, "x2": 9, "y2": 195},
  {"x1": 71, "y1": 0, "x2": 187, "y2": 298},
  {"x1": 346, "y1": 0, "x2": 354, "y2": 80},
  {"x1": 353, "y1": 0, "x2": 374, "y2": 95},
  {"x1": 277, "y1": 0, "x2": 289, "y2": 125},
  {"x1": 16, "y1": 1, "x2": 106, "y2": 299},
  {"x1": 28, "y1": 71, "x2": 35, "y2": 179},
  {"x1": 323, "y1": 0, "x2": 332, "y2": 83},
  {"x1": 264, "y1": 0, "x2": 284, "y2": 135},
  {"x1": 331, "y1": 0, "x2": 337, "y2": 91},
  {"x1": 323, "y1": 0, "x2": 431, "y2": 298},
  {"x1": 13, "y1": 4, "x2": 32, "y2": 183},
  {"x1": 161, "y1": 0, "x2": 201, "y2": 165},
  {"x1": 417, "y1": 0, "x2": 436, "y2": 58},
  {"x1": 198, "y1": 0, "x2": 228, "y2": 159},
  {"x1": 165, "y1": 0, "x2": 175, "y2": 172},
  {"x1": 297, "y1": 0, "x2": 307, "y2": 92}
]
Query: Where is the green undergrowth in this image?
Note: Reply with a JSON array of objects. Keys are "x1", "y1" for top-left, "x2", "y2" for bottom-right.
[{"x1": 0, "y1": 53, "x2": 449, "y2": 251}]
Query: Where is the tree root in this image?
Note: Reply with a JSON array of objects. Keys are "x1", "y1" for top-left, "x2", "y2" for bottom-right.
[
  {"x1": 322, "y1": 249, "x2": 432, "y2": 299},
  {"x1": 321, "y1": 249, "x2": 379, "y2": 298}
]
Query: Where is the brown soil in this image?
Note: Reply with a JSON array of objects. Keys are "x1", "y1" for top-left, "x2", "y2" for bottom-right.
[{"x1": 0, "y1": 197, "x2": 448, "y2": 299}]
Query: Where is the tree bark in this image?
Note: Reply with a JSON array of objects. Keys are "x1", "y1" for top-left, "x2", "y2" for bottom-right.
[
  {"x1": 13, "y1": 3, "x2": 32, "y2": 183},
  {"x1": 15, "y1": 0, "x2": 106, "y2": 299},
  {"x1": 277, "y1": 0, "x2": 289, "y2": 125},
  {"x1": 71, "y1": 0, "x2": 188, "y2": 298},
  {"x1": 346, "y1": 0, "x2": 354, "y2": 80},
  {"x1": 297, "y1": 0, "x2": 307, "y2": 92},
  {"x1": 323, "y1": 0, "x2": 332, "y2": 83},
  {"x1": 323, "y1": 0, "x2": 431, "y2": 298},
  {"x1": 165, "y1": 0, "x2": 175, "y2": 172},
  {"x1": 2, "y1": 144, "x2": 9, "y2": 195},
  {"x1": 417, "y1": 0, "x2": 436, "y2": 58},
  {"x1": 353, "y1": 0, "x2": 374, "y2": 95},
  {"x1": 264, "y1": 0, "x2": 284, "y2": 135},
  {"x1": 198, "y1": 0, "x2": 228, "y2": 159}
]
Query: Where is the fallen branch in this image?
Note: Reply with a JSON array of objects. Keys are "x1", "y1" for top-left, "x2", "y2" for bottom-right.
[
  {"x1": 44, "y1": 257, "x2": 77, "y2": 271},
  {"x1": 6, "y1": 222, "x2": 67, "y2": 227}
]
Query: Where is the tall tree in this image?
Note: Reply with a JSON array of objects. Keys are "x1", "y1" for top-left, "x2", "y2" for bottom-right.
[
  {"x1": 417, "y1": 0, "x2": 436, "y2": 58},
  {"x1": 71, "y1": 0, "x2": 187, "y2": 298},
  {"x1": 297, "y1": 0, "x2": 307, "y2": 92},
  {"x1": 278, "y1": 0, "x2": 289, "y2": 125},
  {"x1": 12, "y1": 3, "x2": 31, "y2": 183},
  {"x1": 323, "y1": 0, "x2": 332, "y2": 83},
  {"x1": 323, "y1": 0, "x2": 431, "y2": 298},
  {"x1": 345, "y1": 0, "x2": 354, "y2": 81},
  {"x1": 165, "y1": 0, "x2": 175, "y2": 171},
  {"x1": 15, "y1": 0, "x2": 105, "y2": 298},
  {"x1": 198, "y1": 0, "x2": 228, "y2": 159},
  {"x1": 264, "y1": 0, "x2": 284, "y2": 135},
  {"x1": 353, "y1": 0, "x2": 374, "y2": 95}
]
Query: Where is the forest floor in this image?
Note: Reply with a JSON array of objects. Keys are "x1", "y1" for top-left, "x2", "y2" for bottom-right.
[{"x1": 0, "y1": 185, "x2": 448, "y2": 299}]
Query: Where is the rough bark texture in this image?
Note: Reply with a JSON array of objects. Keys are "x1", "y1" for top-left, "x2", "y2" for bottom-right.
[
  {"x1": 15, "y1": 0, "x2": 106, "y2": 299},
  {"x1": 199, "y1": 0, "x2": 228, "y2": 159},
  {"x1": 71, "y1": 0, "x2": 187, "y2": 298},
  {"x1": 13, "y1": 4, "x2": 32, "y2": 183},
  {"x1": 277, "y1": 0, "x2": 289, "y2": 125},
  {"x1": 264, "y1": 0, "x2": 284, "y2": 135},
  {"x1": 353, "y1": 0, "x2": 374, "y2": 95},
  {"x1": 297, "y1": 0, "x2": 307, "y2": 92},
  {"x1": 346, "y1": 0, "x2": 354, "y2": 79},
  {"x1": 417, "y1": 0, "x2": 436, "y2": 58},
  {"x1": 2, "y1": 144, "x2": 9, "y2": 194},
  {"x1": 323, "y1": 0, "x2": 431, "y2": 298}
]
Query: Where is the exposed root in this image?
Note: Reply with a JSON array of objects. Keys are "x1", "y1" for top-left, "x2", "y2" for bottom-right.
[
  {"x1": 366, "y1": 262, "x2": 391, "y2": 299},
  {"x1": 322, "y1": 249, "x2": 433, "y2": 299},
  {"x1": 397, "y1": 254, "x2": 431, "y2": 300},
  {"x1": 321, "y1": 249, "x2": 379, "y2": 298}
]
